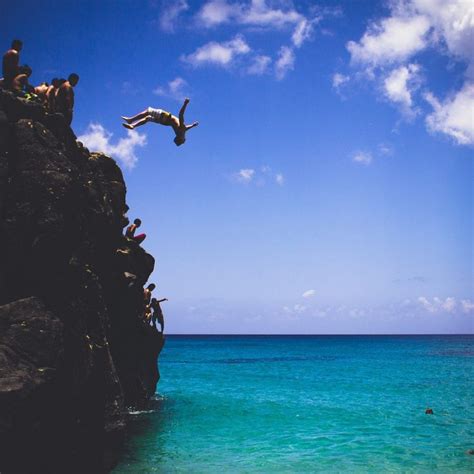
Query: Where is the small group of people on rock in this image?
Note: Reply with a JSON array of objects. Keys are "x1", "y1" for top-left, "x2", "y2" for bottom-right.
[
  {"x1": 1, "y1": 39, "x2": 79, "y2": 125},
  {"x1": 3, "y1": 40, "x2": 199, "y2": 144},
  {"x1": 143, "y1": 283, "x2": 167, "y2": 333},
  {"x1": 120, "y1": 217, "x2": 167, "y2": 333}
]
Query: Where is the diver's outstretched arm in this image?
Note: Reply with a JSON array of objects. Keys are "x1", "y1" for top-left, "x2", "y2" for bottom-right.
[{"x1": 186, "y1": 121, "x2": 199, "y2": 131}]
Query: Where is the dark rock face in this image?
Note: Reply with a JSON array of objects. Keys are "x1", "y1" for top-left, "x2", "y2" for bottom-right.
[{"x1": 0, "y1": 90, "x2": 163, "y2": 472}]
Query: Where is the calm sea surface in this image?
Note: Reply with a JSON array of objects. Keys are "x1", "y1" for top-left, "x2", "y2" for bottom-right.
[{"x1": 114, "y1": 335, "x2": 474, "y2": 473}]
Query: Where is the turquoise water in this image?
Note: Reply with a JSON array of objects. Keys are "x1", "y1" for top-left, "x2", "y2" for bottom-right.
[{"x1": 114, "y1": 336, "x2": 474, "y2": 473}]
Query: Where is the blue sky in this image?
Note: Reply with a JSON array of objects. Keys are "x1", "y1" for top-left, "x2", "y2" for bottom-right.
[{"x1": 4, "y1": 0, "x2": 473, "y2": 333}]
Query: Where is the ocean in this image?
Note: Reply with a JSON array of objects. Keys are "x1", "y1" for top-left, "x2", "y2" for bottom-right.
[{"x1": 114, "y1": 335, "x2": 474, "y2": 473}]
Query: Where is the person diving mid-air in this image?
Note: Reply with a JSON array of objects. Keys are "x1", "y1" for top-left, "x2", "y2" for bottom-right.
[{"x1": 121, "y1": 98, "x2": 198, "y2": 146}]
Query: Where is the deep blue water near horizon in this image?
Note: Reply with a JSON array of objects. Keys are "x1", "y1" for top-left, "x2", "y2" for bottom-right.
[{"x1": 114, "y1": 335, "x2": 474, "y2": 473}]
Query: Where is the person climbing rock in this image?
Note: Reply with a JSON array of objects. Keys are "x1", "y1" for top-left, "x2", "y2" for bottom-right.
[
  {"x1": 150, "y1": 297, "x2": 167, "y2": 333},
  {"x1": 143, "y1": 283, "x2": 156, "y2": 308},
  {"x1": 121, "y1": 97, "x2": 199, "y2": 146},
  {"x1": 125, "y1": 218, "x2": 146, "y2": 244},
  {"x1": 55, "y1": 73, "x2": 79, "y2": 125},
  {"x1": 144, "y1": 304, "x2": 152, "y2": 323},
  {"x1": 2, "y1": 39, "x2": 22, "y2": 89}
]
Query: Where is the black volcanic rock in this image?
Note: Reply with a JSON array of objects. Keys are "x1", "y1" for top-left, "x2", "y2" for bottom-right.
[{"x1": 0, "y1": 90, "x2": 163, "y2": 472}]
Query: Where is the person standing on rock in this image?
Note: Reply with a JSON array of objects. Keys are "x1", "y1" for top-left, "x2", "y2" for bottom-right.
[
  {"x1": 55, "y1": 73, "x2": 79, "y2": 125},
  {"x1": 125, "y1": 218, "x2": 146, "y2": 244},
  {"x1": 2, "y1": 39, "x2": 22, "y2": 89},
  {"x1": 121, "y1": 98, "x2": 199, "y2": 147},
  {"x1": 151, "y1": 297, "x2": 167, "y2": 333}
]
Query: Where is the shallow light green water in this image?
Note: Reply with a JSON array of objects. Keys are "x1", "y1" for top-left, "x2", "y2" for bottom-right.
[{"x1": 114, "y1": 335, "x2": 474, "y2": 473}]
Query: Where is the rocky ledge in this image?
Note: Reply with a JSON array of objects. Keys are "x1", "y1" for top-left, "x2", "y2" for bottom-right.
[{"x1": 0, "y1": 90, "x2": 163, "y2": 472}]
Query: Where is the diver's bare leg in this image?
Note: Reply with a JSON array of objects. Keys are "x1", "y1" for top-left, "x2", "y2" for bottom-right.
[
  {"x1": 122, "y1": 115, "x2": 152, "y2": 130},
  {"x1": 121, "y1": 110, "x2": 149, "y2": 123}
]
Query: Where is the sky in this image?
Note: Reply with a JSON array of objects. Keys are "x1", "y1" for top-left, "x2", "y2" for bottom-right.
[{"x1": 4, "y1": 0, "x2": 473, "y2": 334}]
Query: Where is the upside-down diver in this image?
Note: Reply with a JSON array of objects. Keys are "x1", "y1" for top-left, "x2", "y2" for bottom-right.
[{"x1": 121, "y1": 97, "x2": 198, "y2": 146}]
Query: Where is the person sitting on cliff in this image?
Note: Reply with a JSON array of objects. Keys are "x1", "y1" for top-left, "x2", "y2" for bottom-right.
[
  {"x1": 121, "y1": 98, "x2": 199, "y2": 147},
  {"x1": 12, "y1": 65, "x2": 34, "y2": 96},
  {"x1": 34, "y1": 81, "x2": 49, "y2": 105},
  {"x1": 150, "y1": 297, "x2": 167, "y2": 333},
  {"x1": 2, "y1": 39, "x2": 22, "y2": 89},
  {"x1": 143, "y1": 283, "x2": 156, "y2": 308},
  {"x1": 125, "y1": 218, "x2": 146, "y2": 244},
  {"x1": 55, "y1": 73, "x2": 79, "y2": 125}
]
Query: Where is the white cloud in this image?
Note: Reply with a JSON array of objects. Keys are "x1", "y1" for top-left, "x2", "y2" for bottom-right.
[
  {"x1": 411, "y1": 0, "x2": 474, "y2": 67},
  {"x1": 461, "y1": 299, "x2": 474, "y2": 313},
  {"x1": 347, "y1": 14, "x2": 430, "y2": 67},
  {"x1": 153, "y1": 76, "x2": 189, "y2": 100},
  {"x1": 302, "y1": 289, "x2": 316, "y2": 298},
  {"x1": 236, "y1": 168, "x2": 255, "y2": 182},
  {"x1": 241, "y1": 1, "x2": 303, "y2": 29},
  {"x1": 197, "y1": 0, "x2": 317, "y2": 47},
  {"x1": 234, "y1": 165, "x2": 283, "y2": 186},
  {"x1": 78, "y1": 123, "x2": 147, "y2": 170},
  {"x1": 182, "y1": 35, "x2": 251, "y2": 67},
  {"x1": 345, "y1": 0, "x2": 474, "y2": 145},
  {"x1": 424, "y1": 82, "x2": 474, "y2": 145},
  {"x1": 442, "y1": 296, "x2": 457, "y2": 312},
  {"x1": 352, "y1": 151, "x2": 373, "y2": 165},
  {"x1": 294, "y1": 303, "x2": 307, "y2": 314},
  {"x1": 332, "y1": 72, "x2": 350, "y2": 90},
  {"x1": 275, "y1": 173, "x2": 284, "y2": 185},
  {"x1": 195, "y1": 1, "x2": 321, "y2": 78},
  {"x1": 383, "y1": 63, "x2": 421, "y2": 116},
  {"x1": 417, "y1": 296, "x2": 458, "y2": 313},
  {"x1": 198, "y1": 0, "x2": 239, "y2": 26},
  {"x1": 275, "y1": 46, "x2": 295, "y2": 80},
  {"x1": 247, "y1": 54, "x2": 271, "y2": 75},
  {"x1": 292, "y1": 18, "x2": 316, "y2": 48},
  {"x1": 378, "y1": 143, "x2": 394, "y2": 156},
  {"x1": 284, "y1": 303, "x2": 307, "y2": 315},
  {"x1": 418, "y1": 296, "x2": 435, "y2": 312},
  {"x1": 159, "y1": 0, "x2": 189, "y2": 32}
]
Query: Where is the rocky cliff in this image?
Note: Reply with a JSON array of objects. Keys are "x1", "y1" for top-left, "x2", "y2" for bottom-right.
[{"x1": 0, "y1": 90, "x2": 164, "y2": 472}]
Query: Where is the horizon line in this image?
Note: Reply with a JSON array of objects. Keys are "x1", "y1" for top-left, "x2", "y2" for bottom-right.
[{"x1": 163, "y1": 333, "x2": 474, "y2": 336}]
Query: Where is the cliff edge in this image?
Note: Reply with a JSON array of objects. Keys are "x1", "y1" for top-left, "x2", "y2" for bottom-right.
[{"x1": 0, "y1": 90, "x2": 164, "y2": 472}]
